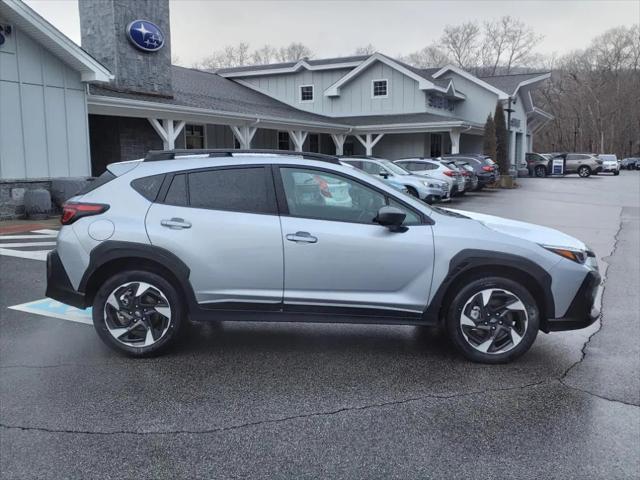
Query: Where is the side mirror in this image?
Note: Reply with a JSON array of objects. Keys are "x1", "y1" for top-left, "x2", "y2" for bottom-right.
[
  {"x1": 378, "y1": 170, "x2": 390, "y2": 179},
  {"x1": 375, "y1": 206, "x2": 407, "y2": 232}
]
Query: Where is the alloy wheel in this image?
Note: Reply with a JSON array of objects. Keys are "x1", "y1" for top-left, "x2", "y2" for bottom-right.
[
  {"x1": 535, "y1": 165, "x2": 546, "y2": 177},
  {"x1": 104, "y1": 281, "x2": 172, "y2": 348},
  {"x1": 578, "y1": 166, "x2": 590, "y2": 177},
  {"x1": 459, "y1": 288, "x2": 528, "y2": 355}
]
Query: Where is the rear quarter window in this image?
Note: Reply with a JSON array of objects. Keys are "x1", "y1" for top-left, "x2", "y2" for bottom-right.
[{"x1": 131, "y1": 174, "x2": 165, "y2": 201}]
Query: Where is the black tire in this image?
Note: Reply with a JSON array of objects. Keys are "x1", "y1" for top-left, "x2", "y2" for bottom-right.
[
  {"x1": 406, "y1": 186, "x2": 419, "y2": 198},
  {"x1": 578, "y1": 165, "x2": 591, "y2": 178},
  {"x1": 445, "y1": 276, "x2": 540, "y2": 364},
  {"x1": 93, "y1": 270, "x2": 184, "y2": 356},
  {"x1": 614, "y1": 170, "x2": 619, "y2": 176},
  {"x1": 534, "y1": 165, "x2": 547, "y2": 177}
]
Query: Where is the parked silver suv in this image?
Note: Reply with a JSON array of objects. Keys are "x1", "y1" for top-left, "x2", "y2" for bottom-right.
[{"x1": 47, "y1": 150, "x2": 601, "y2": 363}]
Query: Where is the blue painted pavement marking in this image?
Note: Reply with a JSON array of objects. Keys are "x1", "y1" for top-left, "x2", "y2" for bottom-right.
[{"x1": 8, "y1": 298, "x2": 93, "y2": 325}]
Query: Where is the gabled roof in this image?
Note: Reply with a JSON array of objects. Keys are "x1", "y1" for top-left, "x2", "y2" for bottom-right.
[
  {"x1": 216, "y1": 55, "x2": 368, "y2": 77},
  {"x1": 324, "y1": 53, "x2": 452, "y2": 97},
  {"x1": 89, "y1": 66, "x2": 349, "y2": 131},
  {"x1": 432, "y1": 65, "x2": 509, "y2": 100},
  {"x1": 0, "y1": 0, "x2": 112, "y2": 82},
  {"x1": 479, "y1": 72, "x2": 551, "y2": 96}
]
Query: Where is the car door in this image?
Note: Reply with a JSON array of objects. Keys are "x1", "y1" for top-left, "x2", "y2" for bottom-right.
[
  {"x1": 146, "y1": 165, "x2": 284, "y2": 307},
  {"x1": 276, "y1": 165, "x2": 434, "y2": 316},
  {"x1": 565, "y1": 154, "x2": 583, "y2": 173}
]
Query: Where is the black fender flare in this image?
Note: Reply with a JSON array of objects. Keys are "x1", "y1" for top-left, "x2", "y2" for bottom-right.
[
  {"x1": 79, "y1": 241, "x2": 199, "y2": 312},
  {"x1": 423, "y1": 249, "x2": 555, "y2": 330}
]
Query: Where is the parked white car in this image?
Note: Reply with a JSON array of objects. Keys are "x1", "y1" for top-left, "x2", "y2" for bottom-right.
[
  {"x1": 597, "y1": 154, "x2": 620, "y2": 175},
  {"x1": 394, "y1": 158, "x2": 465, "y2": 196}
]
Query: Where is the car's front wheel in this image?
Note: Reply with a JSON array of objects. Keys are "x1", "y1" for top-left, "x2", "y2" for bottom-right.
[
  {"x1": 445, "y1": 276, "x2": 539, "y2": 363},
  {"x1": 534, "y1": 165, "x2": 547, "y2": 177},
  {"x1": 578, "y1": 166, "x2": 591, "y2": 177},
  {"x1": 93, "y1": 270, "x2": 184, "y2": 356}
]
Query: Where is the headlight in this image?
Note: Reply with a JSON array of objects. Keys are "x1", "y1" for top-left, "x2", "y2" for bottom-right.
[
  {"x1": 422, "y1": 181, "x2": 435, "y2": 187},
  {"x1": 542, "y1": 245, "x2": 592, "y2": 264}
]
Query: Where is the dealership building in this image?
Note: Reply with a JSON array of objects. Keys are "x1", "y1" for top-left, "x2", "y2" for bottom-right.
[{"x1": 0, "y1": 0, "x2": 552, "y2": 218}]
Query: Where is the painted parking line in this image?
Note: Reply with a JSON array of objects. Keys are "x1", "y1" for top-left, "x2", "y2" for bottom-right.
[
  {"x1": 8, "y1": 298, "x2": 92, "y2": 325},
  {"x1": 0, "y1": 229, "x2": 59, "y2": 261}
]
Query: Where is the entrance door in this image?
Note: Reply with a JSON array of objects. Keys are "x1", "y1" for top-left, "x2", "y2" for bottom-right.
[{"x1": 430, "y1": 134, "x2": 442, "y2": 157}]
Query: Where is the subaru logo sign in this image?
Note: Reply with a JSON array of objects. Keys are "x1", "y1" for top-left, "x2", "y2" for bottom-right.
[{"x1": 126, "y1": 20, "x2": 165, "y2": 52}]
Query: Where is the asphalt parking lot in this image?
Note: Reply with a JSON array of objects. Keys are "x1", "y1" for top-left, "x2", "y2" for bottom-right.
[{"x1": 1, "y1": 171, "x2": 639, "y2": 479}]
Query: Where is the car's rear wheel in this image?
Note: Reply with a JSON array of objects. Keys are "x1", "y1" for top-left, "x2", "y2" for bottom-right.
[
  {"x1": 93, "y1": 270, "x2": 184, "y2": 356},
  {"x1": 534, "y1": 165, "x2": 547, "y2": 177},
  {"x1": 578, "y1": 165, "x2": 591, "y2": 177},
  {"x1": 445, "y1": 276, "x2": 539, "y2": 363}
]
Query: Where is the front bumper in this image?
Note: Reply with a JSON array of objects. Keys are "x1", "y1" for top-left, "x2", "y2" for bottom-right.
[
  {"x1": 46, "y1": 250, "x2": 87, "y2": 309},
  {"x1": 545, "y1": 270, "x2": 601, "y2": 332}
]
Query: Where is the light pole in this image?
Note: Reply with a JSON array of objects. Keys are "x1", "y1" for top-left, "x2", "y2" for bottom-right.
[{"x1": 504, "y1": 96, "x2": 515, "y2": 176}]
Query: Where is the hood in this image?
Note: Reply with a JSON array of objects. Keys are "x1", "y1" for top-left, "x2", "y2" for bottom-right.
[{"x1": 445, "y1": 208, "x2": 587, "y2": 251}]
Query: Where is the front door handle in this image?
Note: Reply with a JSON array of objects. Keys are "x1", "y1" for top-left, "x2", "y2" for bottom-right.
[
  {"x1": 161, "y1": 218, "x2": 192, "y2": 229},
  {"x1": 286, "y1": 231, "x2": 318, "y2": 243}
]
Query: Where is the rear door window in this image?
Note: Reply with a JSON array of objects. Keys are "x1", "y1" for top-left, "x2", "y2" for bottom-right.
[
  {"x1": 164, "y1": 174, "x2": 187, "y2": 206},
  {"x1": 188, "y1": 167, "x2": 276, "y2": 214}
]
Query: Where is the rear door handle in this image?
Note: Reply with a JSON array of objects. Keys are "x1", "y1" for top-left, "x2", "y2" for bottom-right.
[
  {"x1": 286, "y1": 231, "x2": 318, "y2": 243},
  {"x1": 161, "y1": 218, "x2": 192, "y2": 229}
]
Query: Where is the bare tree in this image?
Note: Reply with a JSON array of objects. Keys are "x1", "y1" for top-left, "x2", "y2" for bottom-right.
[
  {"x1": 276, "y1": 43, "x2": 313, "y2": 62},
  {"x1": 535, "y1": 25, "x2": 640, "y2": 157},
  {"x1": 440, "y1": 22, "x2": 481, "y2": 69},
  {"x1": 252, "y1": 45, "x2": 277, "y2": 65},
  {"x1": 482, "y1": 16, "x2": 542, "y2": 75},
  {"x1": 354, "y1": 44, "x2": 376, "y2": 55},
  {"x1": 193, "y1": 42, "x2": 313, "y2": 69},
  {"x1": 403, "y1": 44, "x2": 451, "y2": 68}
]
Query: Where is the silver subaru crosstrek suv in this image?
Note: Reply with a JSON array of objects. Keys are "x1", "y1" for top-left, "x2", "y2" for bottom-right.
[{"x1": 47, "y1": 150, "x2": 601, "y2": 363}]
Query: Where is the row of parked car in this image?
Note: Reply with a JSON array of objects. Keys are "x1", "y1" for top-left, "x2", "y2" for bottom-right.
[
  {"x1": 339, "y1": 154, "x2": 498, "y2": 204},
  {"x1": 525, "y1": 152, "x2": 638, "y2": 178}
]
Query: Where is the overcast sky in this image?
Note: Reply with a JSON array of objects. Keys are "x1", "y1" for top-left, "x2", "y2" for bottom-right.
[{"x1": 24, "y1": 0, "x2": 640, "y2": 66}]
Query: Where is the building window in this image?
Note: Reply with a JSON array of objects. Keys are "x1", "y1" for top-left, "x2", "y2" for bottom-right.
[
  {"x1": 278, "y1": 131, "x2": 290, "y2": 150},
  {"x1": 372, "y1": 79, "x2": 388, "y2": 98},
  {"x1": 308, "y1": 134, "x2": 319, "y2": 153},
  {"x1": 300, "y1": 85, "x2": 314, "y2": 102},
  {"x1": 428, "y1": 94, "x2": 454, "y2": 112},
  {"x1": 185, "y1": 124, "x2": 205, "y2": 149}
]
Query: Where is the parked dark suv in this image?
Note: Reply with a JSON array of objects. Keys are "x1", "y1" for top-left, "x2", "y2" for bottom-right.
[{"x1": 442, "y1": 154, "x2": 499, "y2": 189}]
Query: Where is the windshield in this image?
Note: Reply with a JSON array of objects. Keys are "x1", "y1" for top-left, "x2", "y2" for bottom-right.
[{"x1": 378, "y1": 159, "x2": 411, "y2": 175}]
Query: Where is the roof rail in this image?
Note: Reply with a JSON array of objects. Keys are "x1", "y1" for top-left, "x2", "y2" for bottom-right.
[{"x1": 144, "y1": 149, "x2": 341, "y2": 164}]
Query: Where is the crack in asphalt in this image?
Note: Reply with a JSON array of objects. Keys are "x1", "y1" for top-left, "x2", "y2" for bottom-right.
[
  {"x1": 0, "y1": 379, "x2": 551, "y2": 436},
  {"x1": 557, "y1": 206, "x2": 628, "y2": 402}
]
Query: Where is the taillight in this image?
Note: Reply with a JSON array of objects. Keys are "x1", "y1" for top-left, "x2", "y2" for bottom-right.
[
  {"x1": 61, "y1": 202, "x2": 110, "y2": 225},
  {"x1": 461, "y1": 171, "x2": 470, "y2": 176},
  {"x1": 443, "y1": 170, "x2": 454, "y2": 177},
  {"x1": 482, "y1": 166, "x2": 493, "y2": 172}
]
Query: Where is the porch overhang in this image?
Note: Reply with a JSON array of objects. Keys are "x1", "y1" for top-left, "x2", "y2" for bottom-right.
[
  {"x1": 86, "y1": 95, "x2": 351, "y2": 134},
  {"x1": 351, "y1": 121, "x2": 483, "y2": 135}
]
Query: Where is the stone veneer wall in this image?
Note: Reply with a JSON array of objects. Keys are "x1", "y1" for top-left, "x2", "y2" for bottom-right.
[{"x1": 0, "y1": 179, "x2": 53, "y2": 220}]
